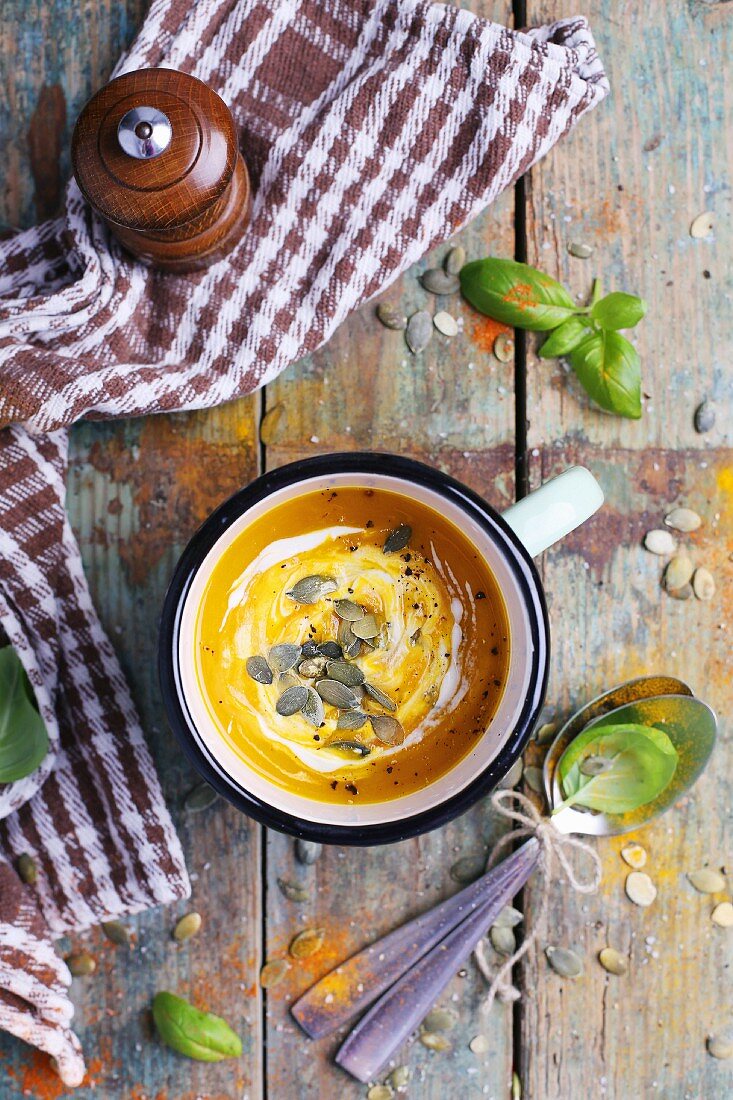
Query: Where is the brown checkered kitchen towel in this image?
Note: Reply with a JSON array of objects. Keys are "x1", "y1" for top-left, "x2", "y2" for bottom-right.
[{"x1": 0, "y1": 0, "x2": 608, "y2": 1085}]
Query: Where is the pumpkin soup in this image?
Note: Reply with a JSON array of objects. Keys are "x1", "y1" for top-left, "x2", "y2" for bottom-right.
[{"x1": 194, "y1": 486, "x2": 509, "y2": 805}]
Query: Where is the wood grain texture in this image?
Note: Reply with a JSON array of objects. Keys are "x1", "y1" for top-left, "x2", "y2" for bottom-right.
[{"x1": 521, "y1": 3, "x2": 732, "y2": 1099}]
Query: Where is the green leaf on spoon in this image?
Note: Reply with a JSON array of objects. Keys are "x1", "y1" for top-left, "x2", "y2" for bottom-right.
[{"x1": 554, "y1": 722, "x2": 678, "y2": 815}]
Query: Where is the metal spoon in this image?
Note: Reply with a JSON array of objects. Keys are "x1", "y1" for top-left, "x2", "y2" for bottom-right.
[{"x1": 293, "y1": 676, "x2": 717, "y2": 1083}]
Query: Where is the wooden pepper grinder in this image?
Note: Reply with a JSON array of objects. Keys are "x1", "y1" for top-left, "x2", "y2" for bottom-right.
[{"x1": 71, "y1": 68, "x2": 251, "y2": 273}]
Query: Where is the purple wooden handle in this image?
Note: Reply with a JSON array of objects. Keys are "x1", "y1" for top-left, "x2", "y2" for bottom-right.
[
  {"x1": 292, "y1": 838, "x2": 539, "y2": 1040},
  {"x1": 335, "y1": 840, "x2": 540, "y2": 1083}
]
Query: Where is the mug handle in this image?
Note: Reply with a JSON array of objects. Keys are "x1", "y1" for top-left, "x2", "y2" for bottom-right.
[{"x1": 501, "y1": 466, "x2": 604, "y2": 558}]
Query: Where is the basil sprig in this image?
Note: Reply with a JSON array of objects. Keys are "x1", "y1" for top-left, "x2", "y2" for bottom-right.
[
  {"x1": 152, "y1": 992, "x2": 243, "y2": 1062},
  {"x1": 460, "y1": 258, "x2": 647, "y2": 419},
  {"x1": 553, "y1": 721, "x2": 678, "y2": 815},
  {"x1": 0, "y1": 646, "x2": 49, "y2": 784}
]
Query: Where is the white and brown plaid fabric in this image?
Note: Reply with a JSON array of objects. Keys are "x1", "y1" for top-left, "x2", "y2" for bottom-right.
[{"x1": 0, "y1": 0, "x2": 607, "y2": 1085}]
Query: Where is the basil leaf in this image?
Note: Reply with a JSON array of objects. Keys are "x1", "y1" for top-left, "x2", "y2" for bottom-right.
[
  {"x1": 555, "y1": 722, "x2": 678, "y2": 815},
  {"x1": 0, "y1": 646, "x2": 49, "y2": 783},
  {"x1": 460, "y1": 258, "x2": 578, "y2": 331},
  {"x1": 152, "y1": 992, "x2": 242, "y2": 1062},
  {"x1": 538, "y1": 316, "x2": 593, "y2": 359},
  {"x1": 569, "y1": 331, "x2": 642, "y2": 419},
  {"x1": 591, "y1": 292, "x2": 647, "y2": 331}
]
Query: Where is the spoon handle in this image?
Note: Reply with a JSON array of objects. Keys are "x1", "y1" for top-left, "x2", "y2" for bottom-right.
[
  {"x1": 292, "y1": 838, "x2": 539, "y2": 1040},
  {"x1": 334, "y1": 841, "x2": 541, "y2": 1083}
]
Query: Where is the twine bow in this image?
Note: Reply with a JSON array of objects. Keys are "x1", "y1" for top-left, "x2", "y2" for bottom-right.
[{"x1": 474, "y1": 789, "x2": 603, "y2": 1014}]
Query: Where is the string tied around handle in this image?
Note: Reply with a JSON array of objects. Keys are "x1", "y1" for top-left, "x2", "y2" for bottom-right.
[{"x1": 474, "y1": 789, "x2": 603, "y2": 1014}]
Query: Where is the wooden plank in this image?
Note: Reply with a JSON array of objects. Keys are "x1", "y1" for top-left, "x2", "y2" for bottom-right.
[
  {"x1": 521, "y1": 2, "x2": 732, "y2": 1097},
  {"x1": 261, "y1": 6, "x2": 519, "y2": 1094},
  {"x1": 0, "y1": 5, "x2": 265, "y2": 1096}
]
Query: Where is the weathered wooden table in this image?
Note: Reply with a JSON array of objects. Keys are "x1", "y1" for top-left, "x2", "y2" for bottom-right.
[{"x1": 1, "y1": 2, "x2": 731, "y2": 1097}]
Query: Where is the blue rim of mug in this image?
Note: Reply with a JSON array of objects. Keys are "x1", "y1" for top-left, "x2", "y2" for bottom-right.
[{"x1": 158, "y1": 453, "x2": 550, "y2": 845}]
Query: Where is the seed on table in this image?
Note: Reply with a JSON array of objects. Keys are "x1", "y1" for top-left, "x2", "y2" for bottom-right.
[
  {"x1": 277, "y1": 878, "x2": 309, "y2": 903},
  {"x1": 290, "y1": 928, "x2": 325, "y2": 958},
  {"x1": 598, "y1": 947, "x2": 628, "y2": 976},
  {"x1": 367, "y1": 1085, "x2": 394, "y2": 1100},
  {"x1": 664, "y1": 507, "x2": 702, "y2": 532},
  {"x1": 173, "y1": 911, "x2": 202, "y2": 943},
  {"x1": 390, "y1": 1065, "x2": 410, "y2": 1089},
  {"x1": 405, "y1": 310, "x2": 433, "y2": 353},
  {"x1": 260, "y1": 959, "x2": 289, "y2": 988},
  {"x1": 422, "y1": 1007, "x2": 456, "y2": 1032},
  {"x1": 499, "y1": 757, "x2": 523, "y2": 788},
  {"x1": 707, "y1": 1031, "x2": 733, "y2": 1060},
  {"x1": 625, "y1": 870, "x2": 657, "y2": 907},
  {"x1": 689, "y1": 210, "x2": 714, "y2": 238},
  {"x1": 687, "y1": 868, "x2": 725, "y2": 894},
  {"x1": 523, "y1": 765, "x2": 544, "y2": 793},
  {"x1": 692, "y1": 567, "x2": 715, "y2": 601},
  {"x1": 664, "y1": 555, "x2": 694, "y2": 592},
  {"x1": 469, "y1": 1034, "x2": 490, "y2": 1055},
  {"x1": 490, "y1": 925, "x2": 516, "y2": 957},
  {"x1": 259, "y1": 402, "x2": 285, "y2": 445},
  {"x1": 17, "y1": 853, "x2": 37, "y2": 885},
  {"x1": 295, "y1": 838, "x2": 322, "y2": 865},
  {"x1": 567, "y1": 241, "x2": 594, "y2": 259},
  {"x1": 102, "y1": 920, "x2": 132, "y2": 948},
  {"x1": 433, "y1": 310, "x2": 458, "y2": 337},
  {"x1": 493, "y1": 905, "x2": 523, "y2": 929},
  {"x1": 444, "y1": 245, "x2": 466, "y2": 275},
  {"x1": 376, "y1": 303, "x2": 407, "y2": 330},
  {"x1": 419, "y1": 1032, "x2": 452, "y2": 1052},
  {"x1": 184, "y1": 781, "x2": 219, "y2": 813},
  {"x1": 512, "y1": 1071, "x2": 521, "y2": 1100},
  {"x1": 694, "y1": 399, "x2": 715, "y2": 433},
  {"x1": 450, "y1": 855, "x2": 485, "y2": 884},
  {"x1": 644, "y1": 529, "x2": 676, "y2": 556},
  {"x1": 545, "y1": 946, "x2": 583, "y2": 978},
  {"x1": 493, "y1": 333, "x2": 514, "y2": 362},
  {"x1": 535, "y1": 722, "x2": 557, "y2": 745},
  {"x1": 668, "y1": 582, "x2": 693, "y2": 601},
  {"x1": 420, "y1": 268, "x2": 460, "y2": 295},
  {"x1": 66, "y1": 951, "x2": 96, "y2": 977},
  {"x1": 711, "y1": 902, "x2": 733, "y2": 928},
  {"x1": 620, "y1": 843, "x2": 647, "y2": 870}
]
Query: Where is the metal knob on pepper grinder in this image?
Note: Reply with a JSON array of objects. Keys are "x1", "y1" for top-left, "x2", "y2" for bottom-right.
[{"x1": 71, "y1": 68, "x2": 251, "y2": 273}]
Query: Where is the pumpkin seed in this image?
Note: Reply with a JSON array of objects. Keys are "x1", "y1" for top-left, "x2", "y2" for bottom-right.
[
  {"x1": 66, "y1": 951, "x2": 96, "y2": 977},
  {"x1": 338, "y1": 619, "x2": 362, "y2": 658},
  {"x1": 450, "y1": 855, "x2": 485, "y2": 884},
  {"x1": 711, "y1": 902, "x2": 733, "y2": 928},
  {"x1": 579, "y1": 755, "x2": 615, "y2": 777},
  {"x1": 490, "y1": 925, "x2": 516, "y2": 957},
  {"x1": 376, "y1": 303, "x2": 407, "y2": 331},
  {"x1": 295, "y1": 839, "x2": 322, "y2": 865},
  {"x1": 433, "y1": 310, "x2": 458, "y2": 337},
  {"x1": 444, "y1": 245, "x2": 466, "y2": 275},
  {"x1": 277, "y1": 878, "x2": 309, "y2": 903},
  {"x1": 493, "y1": 333, "x2": 515, "y2": 362},
  {"x1": 668, "y1": 582, "x2": 693, "y2": 601},
  {"x1": 535, "y1": 722, "x2": 557, "y2": 745},
  {"x1": 420, "y1": 1031, "x2": 452, "y2": 1052},
  {"x1": 469, "y1": 1034, "x2": 490, "y2": 1055},
  {"x1": 389, "y1": 1065, "x2": 410, "y2": 1089},
  {"x1": 620, "y1": 843, "x2": 647, "y2": 870},
  {"x1": 276, "y1": 686, "x2": 309, "y2": 716},
  {"x1": 523, "y1": 765, "x2": 544, "y2": 792},
  {"x1": 406, "y1": 310, "x2": 433, "y2": 353},
  {"x1": 102, "y1": 920, "x2": 132, "y2": 948},
  {"x1": 260, "y1": 958, "x2": 289, "y2": 988},
  {"x1": 17, "y1": 853, "x2": 37, "y2": 885},
  {"x1": 369, "y1": 714, "x2": 405, "y2": 746},
  {"x1": 317, "y1": 641, "x2": 343, "y2": 659},
  {"x1": 512, "y1": 1071, "x2": 521, "y2": 1100},
  {"x1": 326, "y1": 738, "x2": 371, "y2": 756},
  {"x1": 422, "y1": 1007, "x2": 457, "y2": 1032},
  {"x1": 269, "y1": 643, "x2": 302, "y2": 674},
  {"x1": 352, "y1": 614, "x2": 379, "y2": 640},
  {"x1": 184, "y1": 781, "x2": 219, "y2": 813},
  {"x1": 336, "y1": 710, "x2": 369, "y2": 730},
  {"x1": 545, "y1": 945, "x2": 583, "y2": 978},
  {"x1": 644, "y1": 529, "x2": 676, "y2": 555},
  {"x1": 383, "y1": 524, "x2": 412, "y2": 553},
  {"x1": 420, "y1": 268, "x2": 460, "y2": 295},
  {"x1": 367, "y1": 1086, "x2": 393, "y2": 1100},
  {"x1": 498, "y1": 756, "x2": 523, "y2": 788},
  {"x1": 259, "y1": 402, "x2": 285, "y2": 445},
  {"x1": 598, "y1": 947, "x2": 627, "y2": 976},
  {"x1": 302, "y1": 687, "x2": 325, "y2": 728},
  {"x1": 333, "y1": 598, "x2": 364, "y2": 621},
  {"x1": 687, "y1": 868, "x2": 725, "y2": 894},
  {"x1": 326, "y1": 659, "x2": 365, "y2": 687},
  {"x1": 690, "y1": 210, "x2": 714, "y2": 238},
  {"x1": 567, "y1": 241, "x2": 593, "y2": 259},
  {"x1": 246, "y1": 656, "x2": 273, "y2": 685},
  {"x1": 173, "y1": 912, "x2": 202, "y2": 943},
  {"x1": 625, "y1": 870, "x2": 657, "y2": 907},
  {"x1": 298, "y1": 656, "x2": 328, "y2": 678},
  {"x1": 692, "y1": 567, "x2": 715, "y2": 601},
  {"x1": 694, "y1": 399, "x2": 715, "y2": 433},
  {"x1": 315, "y1": 679, "x2": 360, "y2": 709},
  {"x1": 301, "y1": 641, "x2": 319, "y2": 657},
  {"x1": 290, "y1": 928, "x2": 325, "y2": 958},
  {"x1": 664, "y1": 555, "x2": 694, "y2": 592},
  {"x1": 707, "y1": 1031, "x2": 733, "y2": 1060},
  {"x1": 664, "y1": 507, "x2": 702, "y2": 533},
  {"x1": 493, "y1": 905, "x2": 523, "y2": 929},
  {"x1": 286, "y1": 575, "x2": 338, "y2": 604},
  {"x1": 364, "y1": 683, "x2": 397, "y2": 711}
]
